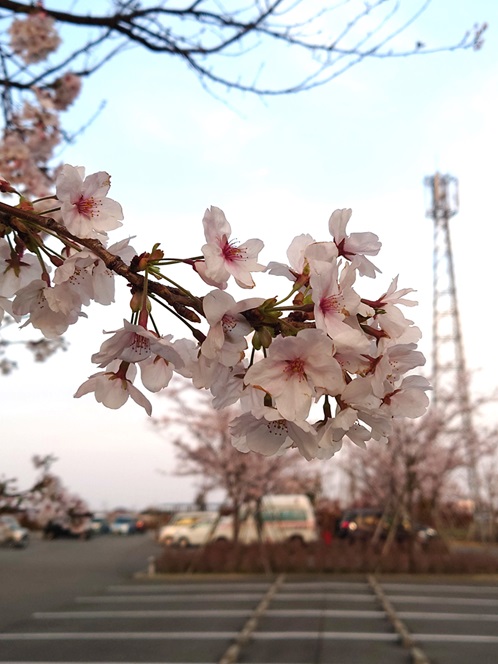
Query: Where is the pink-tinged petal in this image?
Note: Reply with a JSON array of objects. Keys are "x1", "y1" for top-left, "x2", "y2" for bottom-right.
[
  {"x1": 193, "y1": 260, "x2": 228, "y2": 289},
  {"x1": 328, "y1": 208, "x2": 352, "y2": 242},
  {"x1": 287, "y1": 421, "x2": 318, "y2": 460},
  {"x1": 202, "y1": 206, "x2": 231, "y2": 244},
  {"x1": 94, "y1": 198, "x2": 123, "y2": 226},
  {"x1": 55, "y1": 164, "x2": 84, "y2": 202},
  {"x1": 125, "y1": 381, "x2": 152, "y2": 414},
  {"x1": 95, "y1": 376, "x2": 129, "y2": 409},
  {"x1": 81, "y1": 171, "x2": 111, "y2": 198},
  {"x1": 73, "y1": 376, "x2": 97, "y2": 399},
  {"x1": 274, "y1": 378, "x2": 313, "y2": 421},
  {"x1": 203, "y1": 289, "x2": 236, "y2": 324},
  {"x1": 286, "y1": 233, "x2": 315, "y2": 270}
]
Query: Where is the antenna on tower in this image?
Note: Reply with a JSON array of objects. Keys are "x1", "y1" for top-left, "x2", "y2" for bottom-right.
[{"x1": 424, "y1": 173, "x2": 482, "y2": 530}]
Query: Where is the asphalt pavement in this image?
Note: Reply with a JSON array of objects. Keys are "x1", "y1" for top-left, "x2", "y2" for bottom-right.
[{"x1": 1, "y1": 535, "x2": 498, "y2": 663}]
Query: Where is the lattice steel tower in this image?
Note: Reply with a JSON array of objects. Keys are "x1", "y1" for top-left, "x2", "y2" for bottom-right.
[{"x1": 424, "y1": 173, "x2": 481, "y2": 510}]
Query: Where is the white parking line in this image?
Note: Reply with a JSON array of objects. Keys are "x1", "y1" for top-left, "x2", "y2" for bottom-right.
[
  {"x1": 399, "y1": 611, "x2": 498, "y2": 621},
  {"x1": 272, "y1": 593, "x2": 375, "y2": 601},
  {"x1": 415, "y1": 634, "x2": 498, "y2": 643},
  {"x1": 390, "y1": 595, "x2": 498, "y2": 606},
  {"x1": 0, "y1": 632, "x2": 237, "y2": 640},
  {"x1": 34, "y1": 608, "x2": 385, "y2": 619},
  {"x1": 383, "y1": 582, "x2": 498, "y2": 594},
  {"x1": 106, "y1": 581, "x2": 369, "y2": 593},
  {"x1": 106, "y1": 583, "x2": 272, "y2": 592},
  {"x1": 76, "y1": 593, "x2": 265, "y2": 603},
  {"x1": 0, "y1": 631, "x2": 398, "y2": 642},
  {"x1": 33, "y1": 610, "x2": 249, "y2": 619},
  {"x1": 254, "y1": 632, "x2": 399, "y2": 641},
  {"x1": 76, "y1": 592, "x2": 376, "y2": 603}
]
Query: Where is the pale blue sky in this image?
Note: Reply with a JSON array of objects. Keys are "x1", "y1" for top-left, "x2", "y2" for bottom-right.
[{"x1": 1, "y1": 1, "x2": 497, "y2": 510}]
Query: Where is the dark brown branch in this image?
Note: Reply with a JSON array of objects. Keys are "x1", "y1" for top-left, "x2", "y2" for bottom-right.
[{"x1": 0, "y1": 201, "x2": 204, "y2": 317}]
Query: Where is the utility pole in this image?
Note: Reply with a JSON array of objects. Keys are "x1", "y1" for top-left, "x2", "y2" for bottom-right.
[{"x1": 424, "y1": 173, "x2": 482, "y2": 534}]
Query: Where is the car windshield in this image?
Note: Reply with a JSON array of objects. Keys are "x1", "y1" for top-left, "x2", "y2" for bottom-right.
[
  {"x1": 169, "y1": 513, "x2": 216, "y2": 526},
  {"x1": 1, "y1": 516, "x2": 20, "y2": 528}
]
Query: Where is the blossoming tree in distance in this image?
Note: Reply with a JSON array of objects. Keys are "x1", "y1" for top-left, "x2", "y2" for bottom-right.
[{"x1": 0, "y1": 162, "x2": 430, "y2": 461}]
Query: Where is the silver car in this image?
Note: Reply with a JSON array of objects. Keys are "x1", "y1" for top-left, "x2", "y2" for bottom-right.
[{"x1": 0, "y1": 515, "x2": 29, "y2": 548}]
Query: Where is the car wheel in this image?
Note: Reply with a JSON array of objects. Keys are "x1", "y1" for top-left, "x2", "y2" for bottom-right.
[
  {"x1": 288, "y1": 535, "x2": 305, "y2": 550},
  {"x1": 177, "y1": 537, "x2": 190, "y2": 548}
]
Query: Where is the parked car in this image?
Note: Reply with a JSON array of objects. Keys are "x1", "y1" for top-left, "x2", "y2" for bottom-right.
[
  {"x1": 337, "y1": 508, "x2": 437, "y2": 543},
  {"x1": 110, "y1": 515, "x2": 143, "y2": 535},
  {"x1": 43, "y1": 517, "x2": 92, "y2": 540},
  {"x1": 0, "y1": 515, "x2": 29, "y2": 548},
  {"x1": 90, "y1": 516, "x2": 110, "y2": 535},
  {"x1": 158, "y1": 511, "x2": 219, "y2": 547}
]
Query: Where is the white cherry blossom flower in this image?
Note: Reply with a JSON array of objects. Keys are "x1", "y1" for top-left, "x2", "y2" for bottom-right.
[
  {"x1": 380, "y1": 375, "x2": 431, "y2": 418},
  {"x1": 364, "y1": 276, "x2": 419, "y2": 340},
  {"x1": 370, "y1": 342, "x2": 426, "y2": 398},
  {"x1": 328, "y1": 208, "x2": 381, "y2": 277},
  {"x1": 0, "y1": 240, "x2": 44, "y2": 297},
  {"x1": 74, "y1": 361, "x2": 152, "y2": 415},
  {"x1": 231, "y1": 409, "x2": 317, "y2": 460},
  {"x1": 12, "y1": 279, "x2": 82, "y2": 338},
  {"x1": 209, "y1": 362, "x2": 246, "y2": 409},
  {"x1": 309, "y1": 259, "x2": 362, "y2": 338},
  {"x1": 244, "y1": 328, "x2": 345, "y2": 421},
  {"x1": 196, "y1": 206, "x2": 265, "y2": 289},
  {"x1": 91, "y1": 321, "x2": 183, "y2": 369},
  {"x1": 266, "y1": 233, "x2": 316, "y2": 282},
  {"x1": 201, "y1": 290, "x2": 264, "y2": 367},
  {"x1": 315, "y1": 407, "x2": 371, "y2": 458},
  {"x1": 55, "y1": 164, "x2": 123, "y2": 239}
]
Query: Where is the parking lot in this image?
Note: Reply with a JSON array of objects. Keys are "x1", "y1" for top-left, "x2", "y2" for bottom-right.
[{"x1": 1, "y1": 536, "x2": 498, "y2": 663}]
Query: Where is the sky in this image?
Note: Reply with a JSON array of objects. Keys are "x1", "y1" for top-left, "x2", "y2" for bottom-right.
[{"x1": 1, "y1": 1, "x2": 498, "y2": 511}]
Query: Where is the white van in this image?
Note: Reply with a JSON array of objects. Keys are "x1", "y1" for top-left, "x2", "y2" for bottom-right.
[
  {"x1": 258, "y1": 493, "x2": 318, "y2": 544},
  {"x1": 159, "y1": 495, "x2": 318, "y2": 547}
]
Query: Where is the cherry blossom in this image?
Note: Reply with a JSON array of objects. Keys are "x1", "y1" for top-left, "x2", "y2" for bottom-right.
[
  {"x1": 0, "y1": 240, "x2": 44, "y2": 297},
  {"x1": 55, "y1": 165, "x2": 123, "y2": 238},
  {"x1": 201, "y1": 290, "x2": 265, "y2": 366},
  {"x1": 91, "y1": 320, "x2": 183, "y2": 369},
  {"x1": 12, "y1": 279, "x2": 82, "y2": 338},
  {"x1": 231, "y1": 410, "x2": 317, "y2": 460},
  {"x1": 266, "y1": 233, "x2": 315, "y2": 283},
  {"x1": 244, "y1": 328, "x2": 345, "y2": 421},
  {"x1": 74, "y1": 361, "x2": 152, "y2": 415},
  {"x1": 309, "y1": 258, "x2": 363, "y2": 338},
  {"x1": 380, "y1": 375, "x2": 431, "y2": 418},
  {"x1": 195, "y1": 206, "x2": 265, "y2": 288},
  {"x1": 328, "y1": 208, "x2": 381, "y2": 277},
  {"x1": 9, "y1": 12, "x2": 61, "y2": 65}
]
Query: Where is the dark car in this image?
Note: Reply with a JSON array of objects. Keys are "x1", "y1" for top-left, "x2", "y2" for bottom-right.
[
  {"x1": 337, "y1": 508, "x2": 409, "y2": 541},
  {"x1": 43, "y1": 518, "x2": 92, "y2": 540},
  {"x1": 337, "y1": 508, "x2": 437, "y2": 543}
]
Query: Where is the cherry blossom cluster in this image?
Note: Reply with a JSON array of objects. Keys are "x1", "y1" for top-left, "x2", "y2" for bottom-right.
[
  {"x1": 1, "y1": 10, "x2": 81, "y2": 198},
  {"x1": 8, "y1": 10, "x2": 61, "y2": 65},
  {"x1": 0, "y1": 163, "x2": 430, "y2": 461}
]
